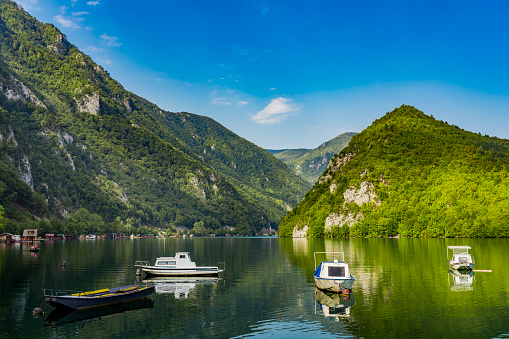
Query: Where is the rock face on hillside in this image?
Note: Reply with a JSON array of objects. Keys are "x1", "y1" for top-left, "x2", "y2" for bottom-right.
[
  {"x1": 0, "y1": 74, "x2": 46, "y2": 108},
  {"x1": 325, "y1": 180, "x2": 380, "y2": 233}
]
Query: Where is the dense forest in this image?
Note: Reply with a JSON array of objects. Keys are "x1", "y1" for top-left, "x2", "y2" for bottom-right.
[
  {"x1": 270, "y1": 132, "x2": 356, "y2": 183},
  {"x1": 279, "y1": 105, "x2": 509, "y2": 238},
  {"x1": 0, "y1": 0, "x2": 310, "y2": 236}
]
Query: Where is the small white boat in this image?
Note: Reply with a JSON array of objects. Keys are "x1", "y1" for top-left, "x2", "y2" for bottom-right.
[
  {"x1": 85, "y1": 234, "x2": 97, "y2": 240},
  {"x1": 135, "y1": 252, "x2": 224, "y2": 277},
  {"x1": 313, "y1": 252, "x2": 355, "y2": 293},
  {"x1": 447, "y1": 246, "x2": 475, "y2": 271}
]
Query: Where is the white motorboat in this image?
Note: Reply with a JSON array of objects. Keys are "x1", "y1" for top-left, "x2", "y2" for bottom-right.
[
  {"x1": 135, "y1": 252, "x2": 224, "y2": 277},
  {"x1": 85, "y1": 234, "x2": 97, "y2": 240},
  {"x1": 447, "y1": 246, "x2": 475, "y2": 271},
  {"x1": 313, "y1": 252, "x2": 355, "y2": 293}
]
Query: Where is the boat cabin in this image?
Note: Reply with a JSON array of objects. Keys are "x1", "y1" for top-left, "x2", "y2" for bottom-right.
[
  {"x1": 315, "y1": 260, "x2": 351, "y2": 279},
  {"x1": 154, "y1": 252, "x2": 197, "y2": 268},
  {"x1": 447, "y1": 246, "x2": 473, "y2": 263}
]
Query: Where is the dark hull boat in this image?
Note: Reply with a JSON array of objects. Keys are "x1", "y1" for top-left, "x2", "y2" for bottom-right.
[{"x1": 44, "y1": 285, "x2": 154, "y2": 310}]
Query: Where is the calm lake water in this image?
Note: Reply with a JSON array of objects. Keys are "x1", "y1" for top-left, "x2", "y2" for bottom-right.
[{"x1": 1, "y1": 237, "x2": 509, "y2": 338}]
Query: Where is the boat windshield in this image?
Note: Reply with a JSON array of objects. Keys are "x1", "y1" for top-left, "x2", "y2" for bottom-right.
[
  {"x1": 328, "y1": 266, "x2": 345, "y2": 278},
  {"x1": 156, "y1": 261, "x2": 176, "y2": 266},
  {"x1": 458, "y1": 256, "x2": 470, "y2": 263}
]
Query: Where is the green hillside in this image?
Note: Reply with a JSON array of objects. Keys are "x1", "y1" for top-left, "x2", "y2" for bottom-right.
[
  {"x1": 272, "y1": 132, "x2": 356, "y2": 183},
  {"x1": 0, "y1": 0, "x2": 310, "y2": 236},
  {"x1": 279, "y1": 105, "x2": 509, "y2": 238}
]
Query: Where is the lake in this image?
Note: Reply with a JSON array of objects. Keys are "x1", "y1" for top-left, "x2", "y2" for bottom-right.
[{"x1": 1, "y1": 237, "x2": 508, "y2": 338}]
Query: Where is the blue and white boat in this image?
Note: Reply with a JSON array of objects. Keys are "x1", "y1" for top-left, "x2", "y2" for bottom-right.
[
  {"x1": 135, "y1": 252, "x2": 224, "y2": 277},
  {"x1": 314, "y1": 252, "x2": 355, "y2": 293}
]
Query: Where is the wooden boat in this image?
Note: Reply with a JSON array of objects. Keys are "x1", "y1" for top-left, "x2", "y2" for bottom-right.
[
  {"x1": 447, "y1": 246, "x2": 475, "y2": 271},
  {"x1": 135, "y1": 252, "x2": 224, "y2": 277},
  {"x1": 314, "y1": 252, "x2": 355, "y2": 293},
  {"x1": 44, "y1": 285, "x2": 155, "y2": 309},
  {"x1": 30, "y1": 245, "x2": 39, "y2": 252}
]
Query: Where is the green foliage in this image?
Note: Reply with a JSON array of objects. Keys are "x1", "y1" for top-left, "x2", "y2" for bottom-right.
[
  {"x1": 272, "y1": 132, "x2": 356, "y2": 183},
  {"x1": 0, "y1": 0, "x2": 309, "y2": 235},
  {"x1": 280, "y1": 105, "x2": 509, "y2": 238}
]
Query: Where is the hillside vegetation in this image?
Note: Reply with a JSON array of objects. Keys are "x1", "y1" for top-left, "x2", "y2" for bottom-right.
[
  {"x1": 0, "y1": 0, "x2": 310, "y2": 236},
  {"x1": 271, "y1": 132, "x2": 355, "y2": 183},
  {"x1": 279, "y1": 105, "x2": 509, "y2": 238}
]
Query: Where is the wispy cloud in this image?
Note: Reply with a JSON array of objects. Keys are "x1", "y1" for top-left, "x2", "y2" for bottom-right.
[
  {"x1": 238, "y1": 101, "x2": 249, "y2": 106},
  {"x1": 73, "y1": 11, "x2": 89, "y2": 16},
  {"x1": 53, "y1": 14, "x2": 81, "y2": 28},
  {"x1": 87, "y1": 0, "x2": 100, "y2": 5},
  {"x1": 210, "y1": 97, "x2": 232, "y2": 106},
  {"x1": 252, "y1": 97, "x2": 299, "y2": 124},
  {"x1": 17, "y1": 0, "x2": 41, "y2": 11},
  {"x1": 100, "y1": 33, "x2": 122, "y2": 47}
]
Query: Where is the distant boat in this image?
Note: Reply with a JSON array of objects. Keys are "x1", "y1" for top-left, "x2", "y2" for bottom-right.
[
  {"x1": 30, "y1": 245, "x2": 39, "y2": 252},
  {"x1": 447, "y1": 246, "x2": 475, "y2": 271},
  {"x1": 135, "y1": 252, "x2": 224, "y2": 277},
  {"x1": 85, "y1": 234, "x2": 97, "y2": 240},
  {"x1": 11, "y1": 235, "x2": 21, "y2": 243},
  {"x1": 44, "y1": 285, "x2": 155, "y2": 310},
  {"x1": 313, "y1": 252, "x2": 355, "y2": 293}
]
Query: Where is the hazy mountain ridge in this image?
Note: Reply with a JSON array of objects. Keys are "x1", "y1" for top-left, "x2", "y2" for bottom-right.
[
  {"x1": 270, "y1": 132, "x2": 356, "y2": 183},
  {"x1": 279, "y1": 105, "x2": 509, "y2": 238},
  {"x1": 0, "y1": 0, "x2": 309, "y2": 235}
]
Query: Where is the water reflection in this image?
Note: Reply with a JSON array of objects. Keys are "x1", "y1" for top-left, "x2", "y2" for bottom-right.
[
  {"x1": 141, "y1": 276, "x2": 221, "y2": 299},
  {"x1": 44, "y1": 298, "x2": 154, "y2": 327},
  {"x1": 314, "y1": 288, "x2": 355, "y2": 320},
  {"x1": 448, "y1": 269, "x2": 475, "y2": 291}
]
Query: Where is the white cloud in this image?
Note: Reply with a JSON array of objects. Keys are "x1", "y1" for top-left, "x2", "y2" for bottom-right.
[
  {"x1": 238, "y1": 101, "x2": 249, "y2": 106},
  {"x1": 59, "y1": 5, "x2": 68, "y2": 14},
  {"x1": 53, "y1": 14, "x2": 80, "y2": 28},
  {"x1": 210, "y1": 97, "x2": 232, "y2": 106},
  {"x1": 73, "y1": 11, "x2": 89, "y2": 16},
  {"x1": 269, "y1": 88, "x2": 276, "y2": 91},
  {"x1": 252, "y1": 97, "x2": 298, "y2": 124},
  {"x1": 100, "y1": 33, "x2": 122, "y2": 47},
  {"x1": 87, "y1": 0, "x2": 100, "y2": 5}
]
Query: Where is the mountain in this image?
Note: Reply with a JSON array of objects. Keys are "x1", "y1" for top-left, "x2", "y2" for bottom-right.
[
  {"x1": 279, "y1": 105, "x2": 509, "y2": 238},
  {"x1": 270, "y1": 132, "x2": 356, "y2": 183},
  {"x1": 0, "y1": 0, "x2": 311, "y2": 236}
]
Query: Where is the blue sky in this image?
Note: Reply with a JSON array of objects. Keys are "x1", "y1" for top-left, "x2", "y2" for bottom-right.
[{"x1": 16, "y1": 0, "x2": 509, "y2": 149}]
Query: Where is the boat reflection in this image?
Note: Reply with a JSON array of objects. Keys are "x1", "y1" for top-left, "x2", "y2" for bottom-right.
[
  {"x1": 314, "y1": 287, "x2": 355, "y2": 320},
  {"x1": 448, "y1": 269, "x2": 475, "y2": 291},
  {"x1": 44, "y1": 298, "x2": 154, "y2": 327},
  {"x1": 141, "y1": 276, "x2": 221, "y2": 299}
]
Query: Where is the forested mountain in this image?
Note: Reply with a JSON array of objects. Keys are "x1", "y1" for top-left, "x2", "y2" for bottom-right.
[
  {"x1": 279, "y1": 105, "x2": 509, "y2": 238},
  {"x1": 270, "y1": 132, "x2": 356, "y2": 183},
  {"x1": 0, "y1": 0, "x2": 310, "y2": 236}
]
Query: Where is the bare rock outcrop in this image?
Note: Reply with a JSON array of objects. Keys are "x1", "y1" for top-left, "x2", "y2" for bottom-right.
[
  {"x1": 75, "y1": 92, "x2": 100, "y2": 115},
  {"x1": 319, "y1": 153, "x2": 356, "y2": 183},
  {"x1": 1, "y1": 75, "x2": 46, "y2": 108},
  {"x1": 293, "y1": 225, "x2": 309, "y2": 237}
]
